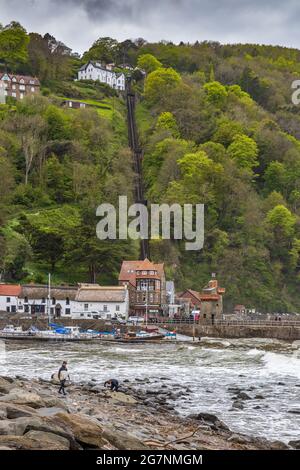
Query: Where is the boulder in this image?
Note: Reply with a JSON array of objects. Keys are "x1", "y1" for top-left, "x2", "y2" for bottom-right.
[
  {"x1": 288, "y1": 439, "x2": 300, "y2": 449},
  {"x1": 0, "y1": 434, "x2": 67, "y2": 450},
  {"x1": 188, "y1": 412, "x2": 230, "y2": 431},
  {"x1": 228, "y1": 434, "x2": 252, "y2": 444},
  {"x1": 0, "y1": 402, "x2": 37, "y2": 419},
  {"x1": 232, "y1": 400, "x2": 244, "y2": 410},
  {"x1": 0, "y1": 389, "x2": 45, "y2": 408},
  {"x1": 236, "y1": 392, "x2": 251, "y2": 400},
  {"x1": 25, "y1": 430, "x2": 70, "y2": 450},
  {"x1": 0, "y1": 378, "x2": 13, "y2": 394},
  {"x1": 103, "y1": 427, "x2": 150, "y2": 450},
  {"x1": 0, "y1": 409, "x2": 7, "y2": 420},
  {"x1": 51, "y1": 412, "x2": 107, "y2": 448}
]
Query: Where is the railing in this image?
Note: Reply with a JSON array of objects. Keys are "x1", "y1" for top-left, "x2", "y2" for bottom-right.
[{"x1": 139, "y1": 318, "x2": 300, "y2": 327}]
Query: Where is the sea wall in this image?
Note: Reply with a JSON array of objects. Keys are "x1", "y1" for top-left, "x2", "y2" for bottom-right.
[{"x1": 170, "y1": 324, "x2": 300, "y2": 341}]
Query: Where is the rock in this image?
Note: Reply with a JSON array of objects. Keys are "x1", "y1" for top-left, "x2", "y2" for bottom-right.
[
  {"x1": 228, "y1": 434, "x2": 251, "y2": 444},
  {"x1": 253, "y1": 406, "x2": 261, "y2": 409},
  {"x1": 0, "y1": 409, "x2": 7, "y2": 420},
  {"x1": 269, "y1": 440, "x2": 290, "y2": 450},
  {"x1": 42, "y1": 396, "x2": 69, "y2": 410},
  {"x1": 0, "y1": 402, "x2": 37, "y2": 419},
  {"x1": 277, "y1": 382, "x2": 285, "y2": 386},
  {"x1": 103, "y1": 427, "x2": 150, "y2": 450},
  {"x1": 0, "y1": 378, "x2": 13, "y2": 394},
  {"x1": 52, "y1": 412, "x2": 107, "y2": 448},
  {"x1": 0, "y1": 389, "x2": 45, "y2": 408},
  {"x1": 188, "y1": 412, "x2": 230, "y2": 431},
  {"x1": 288, "y1": 439, "x2": 300, "y2": 449},
  {"x1": 254, "y1": 395, "x2": 265, "y2": 400},
  {"x1": 25, "y1": 430, "x2": 70, "y2": 450},
  {"x1": 232, "y1": 400, "x2": 244, "y2": 410},
  {"x1": 37, "y1": 407, "x2": 68, "y2": 417},
  {"x1": 236, "y1": 392, "x2": 251, "y2": 400},
  {"x1": 288, "y1": 409, "x2": 300, "y2": 414},
  {"x1": 0, "y1": 434, "x2": 67, "y2": 450}
]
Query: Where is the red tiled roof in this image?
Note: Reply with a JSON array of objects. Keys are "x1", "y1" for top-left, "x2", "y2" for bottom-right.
[
  {"x1": 0, "y1": 284, "x2": 21, "y2": 296},
  {"x1": 178, "y1": 289, "x2": 220, "y2": 303},
  {"x1": 118, "y1": 258, "x2": 165, "y2": 287}
]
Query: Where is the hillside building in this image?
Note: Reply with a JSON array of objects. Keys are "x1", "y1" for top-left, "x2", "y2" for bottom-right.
[
  {"x1": 0, "y1": 73, "x2": 40, "y2": 101},
  {"x1": 78, "y1": 61, "x2": 126, "y2": 91}
]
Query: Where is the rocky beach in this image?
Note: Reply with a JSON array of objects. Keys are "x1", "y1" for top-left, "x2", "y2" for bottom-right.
[{"x1": 0, "y1": 374, "x2": 299, "y2": 450}]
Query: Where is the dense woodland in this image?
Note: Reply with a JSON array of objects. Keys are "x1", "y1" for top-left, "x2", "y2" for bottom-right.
[{"x1": 0, "y1": 21, "x2": 300, "y2": 312}]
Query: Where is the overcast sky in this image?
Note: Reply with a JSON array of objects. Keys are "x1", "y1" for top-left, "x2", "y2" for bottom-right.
[{"x1": 0, "y1": 0, "x2": 299, "y2": 54}]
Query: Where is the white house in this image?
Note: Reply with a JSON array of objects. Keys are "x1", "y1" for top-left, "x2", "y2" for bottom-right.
[
  {"x1": 0, "y1": 283, "x2": 129, "y2": 320},
  {"x1": 78, "y1": 61, "x2": 126, "y2": 91},
  {"x1": 0, "y1": 284, "x2": 22, "y2": 313},
  {"x1": 70, "y1": 284, "x2": 129, "y2": 320}
]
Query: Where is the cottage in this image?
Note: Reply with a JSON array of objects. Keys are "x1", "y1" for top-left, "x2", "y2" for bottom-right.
[
  {"x1": 118, "y1": 258, "x2": 167, "y2": 317},
  {"x1": 71, "y1": 284, "x2": 129, "y2": 320},
  {"x1": 20, "y1": 284, "x2": 77, "y2": 317},
  {"x1": 78, "y1": 61, "x2": 126, "y2": 91},
  {"x1": 0, "y1": 284, "x2": 21, "y2": 313},
  {"x1": 0, "y1": 73, "x2": 40, "y2": 101}
]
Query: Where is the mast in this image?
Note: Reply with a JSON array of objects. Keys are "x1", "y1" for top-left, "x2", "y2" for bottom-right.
[{"x1": 47, "y1": 273, "x2": 51, "y2": 326}]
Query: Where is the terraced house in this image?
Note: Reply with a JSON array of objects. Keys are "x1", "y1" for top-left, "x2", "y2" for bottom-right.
[{"x1": 0, "y1": 73, "x2": 40, "y2": 100}]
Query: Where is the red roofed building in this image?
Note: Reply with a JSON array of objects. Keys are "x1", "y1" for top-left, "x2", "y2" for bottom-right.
[
  {"x1": 118, "y1": 258, "x2": 167, "y2": 316},
  {"x1": 177, "y1": 277, "x2": 225, "y2": 323},
  {"x1": 0, "y1": 284, "x2": 21, "y2": 313}
]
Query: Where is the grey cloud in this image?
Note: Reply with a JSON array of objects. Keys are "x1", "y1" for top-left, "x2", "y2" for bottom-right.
[{"x1": 0, "y1": 0, "x2": 299, "y2": 52}]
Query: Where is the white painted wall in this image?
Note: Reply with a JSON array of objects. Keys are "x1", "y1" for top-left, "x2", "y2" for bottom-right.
[
  {"x1": 0, "y1": 295, "x2": 20, "y2": 313},
  {"x1": 78, "y1": 63, "x2": 126, "y2": 91}
]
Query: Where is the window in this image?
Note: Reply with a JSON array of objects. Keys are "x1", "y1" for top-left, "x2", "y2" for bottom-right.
[
  {"x1": 65, "y1": 308, "x2": 70, "y2": 315},
  {"x1": 12, "y1": 85, "x2": 16, "y2": 90},
  {"x1": 25, "y1": 305, "x2": 29, "y2": 313},
  {"x1": 24, "y1": 296, "x2": 28, "y2": 303},
  {"x1": 12, "y1": 92, "x2": 16, "y2": 97},
  {"x1": 66, "y1": 297, "x2": 70, "y2": 305},
  {"x1": 31, "y1": 87, "x2": 35, "y2": 92},
  {"x1": 84, "y1": 304, "x2": 88, "y2": 311},
  {"x1": 19, "y1": 85, "x2": 25, "y2": 91},
  {"x1": 116, "y1": 305, "x2": 120, "y2": 311},
  {"x1": 80, "y1": 313, "x2": 84, "y2": 317},
  {"x1": 52, "y1": 298, "x2": 56, "y2": 305},
  {"x1": 42, "y1": 298, "x2": 46, "y2": 304},
  {"x1": 6, "y1": 297, "x2": 10, "y2": 303},
  {"x1": 103, "y1": 305, "x2": 108, "y2": 312},
  {"x1": 50, "y1": 308, "x2": 54, "y2": 315},
  {"x1": 6, "y1": 307, "x2": 10, "y2": 313}
]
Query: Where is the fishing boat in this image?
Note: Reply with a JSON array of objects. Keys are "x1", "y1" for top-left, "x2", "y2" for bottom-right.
[{"x1": 164, "y1": 331, "x2": 177, "y2": 340}]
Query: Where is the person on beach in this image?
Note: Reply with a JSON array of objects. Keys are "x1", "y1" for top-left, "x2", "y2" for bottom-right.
[
  {"x1": 104, "y1": 379, "x2": 119, "y2": 392},
  {"x1": 58, "y1": 361, "x2": 69, "y2": 396}
]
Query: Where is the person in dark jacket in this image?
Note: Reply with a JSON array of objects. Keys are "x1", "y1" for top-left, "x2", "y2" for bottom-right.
[
  {"x1": 58, "y1": 361, "x2": 69, "y2": 396},
  {"x1": 104, "y1": 379, "x2": 119, "y2": 392}
]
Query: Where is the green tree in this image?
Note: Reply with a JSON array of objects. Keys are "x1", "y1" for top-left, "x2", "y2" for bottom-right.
[
  {"x1": 137, "y1": 53, "x2": 162, "y2": 73},
  {"x1": 155, "y1": 112, "x2": 180, "y2": 137},
  {"x1": 0, "y1": 22, "x2": 29, "y2": 69},
  {"x1": 203, "y1": 81, "x2": 228, "y2": 107},
  {"x1": 227, "y1": 134, "x2": 259, "y2": 171},
  {"x1": 144, "y1": 67, "x2": 181, "y2": 104}
]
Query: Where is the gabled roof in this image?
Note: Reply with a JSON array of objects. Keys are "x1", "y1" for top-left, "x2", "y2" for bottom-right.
[
  {"x1": 118, "y1": 258, "x2": 165, "y2": 287},
  {"x1": 75, "y1": 285, "x2": 127, "y2": 302},
  {"x1": 0, "y1": 73, "x2": 40, "y2": 86},
  {"x1": 0, "y1": 284, "x2": 21, "y2": 296}
]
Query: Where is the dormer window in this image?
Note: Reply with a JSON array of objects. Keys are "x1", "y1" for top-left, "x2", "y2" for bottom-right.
[
  {"x1": 12, "y1": 77, "x2": 17, "y2": 82},
  {"x1": 20, "y1": 79, "x2": 24, "y2": 84}
]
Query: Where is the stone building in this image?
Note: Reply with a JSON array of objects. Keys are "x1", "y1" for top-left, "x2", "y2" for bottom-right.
[{"x1": 177, "y1": 277, "x2": 225, "y2": 323}]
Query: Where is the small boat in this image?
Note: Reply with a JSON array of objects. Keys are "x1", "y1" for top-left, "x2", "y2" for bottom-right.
[
  {"x1": 115, "y1": 330, "x2": 165, "y2": 343},
  {"x1": 164, "y1": 331, "x2": 177, "y2": 340}
]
